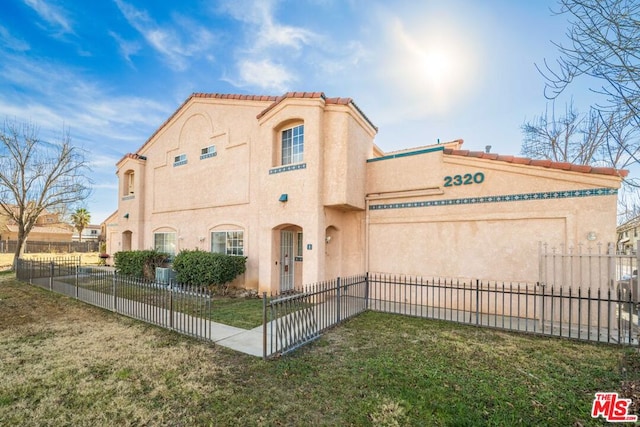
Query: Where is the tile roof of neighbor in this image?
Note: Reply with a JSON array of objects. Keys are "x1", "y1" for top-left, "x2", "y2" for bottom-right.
[
  {"x1": 443, "y1": 148, "x2": 629, "y2": 178},
  {"x1": 5, "y1": 224, "x2": 72, "y2": 234}
]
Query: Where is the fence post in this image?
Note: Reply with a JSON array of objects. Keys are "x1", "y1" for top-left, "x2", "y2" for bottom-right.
[
  {"x1": 169, "y1": 279, "x2": 174, "y2": 330},
  {"x1": 475, "y1": 279, "x2": 480, "y2": 325},
  {"x1": 112, "y1": 272, "x2": 117, "y2": 312},
  {"x1": 364, "y1": 272, "x2": 369, "y2": 310},
  {"x1": 336, "y1": 277, "x2": 341, "y2": 324},
  {"x1": 75, "y1": 263, "x2": 79, "y2": 299},
  {"x1": 49, "y1": 261, "x2": 53, "y2": 291},
  {"x1": 262, "y1": 292, "x2": 268, "y2": 360}
]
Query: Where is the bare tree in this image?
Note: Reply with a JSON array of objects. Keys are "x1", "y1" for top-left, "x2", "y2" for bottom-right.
[
  {"x1": 540, "y1": 0, "x2": 640, "y2": 128},
  {"x1": 521, "y1": 101, "x2": 605, "y2": 164},
  {"x1": 0, "y1": 120, "x2": 91, "y2": 269}
]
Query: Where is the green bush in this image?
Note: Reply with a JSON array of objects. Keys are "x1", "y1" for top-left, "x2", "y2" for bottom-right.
[
  {"x1": 114, "y1": 249, "x2": 169, "y2": 280},
  {"x1": 173, "y1": 249, "x2": 247, "y2": 292}
]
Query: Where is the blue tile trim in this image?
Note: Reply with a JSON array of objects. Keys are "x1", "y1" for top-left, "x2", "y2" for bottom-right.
[
  {"x1": 369, "y1": 187, "x2": 618, "y2": 210},
  {"x1": 367, "y1": 146, "x2": 444, "y2": 163},
  {"x1": 173, "y1": 160, "x2": 187, "y2": 167},
  {"x1": 269, "y1": 163, "x2": 307, "y2": 174},
  {"x1": 200, "y1": 152, "x2": 217, "y2": 160}
]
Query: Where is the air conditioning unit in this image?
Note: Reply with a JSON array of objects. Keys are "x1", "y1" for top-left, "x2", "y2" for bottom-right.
[{"x1": 155, "y1": 267, "x2": 176, "y2": 284}]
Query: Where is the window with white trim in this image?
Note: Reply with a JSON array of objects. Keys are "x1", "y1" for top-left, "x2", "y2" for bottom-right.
[
  {"x1": 154, "y1": 232, "x2": 177, "y2": 256},
  {"x1": 297, "y1": 232, "x2": 303, "y2": 257},
  {"x1": 211, "y1": 231, "x2": 244, "y2": 256},
  {"x1": 200, "y1": 145, "x2": 217, "y2": 159},
  {"x1": 173, "y1": 154, "x2": 187, "y2": 167},
  {"x1": 281, "y1": 124, "x2": 304, "y2": 165}
]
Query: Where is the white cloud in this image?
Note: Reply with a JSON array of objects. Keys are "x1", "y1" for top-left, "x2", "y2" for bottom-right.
[
  {"x1": 113, "y1": 0, "x2": 217, "y2": 71},
  {"x1": 108, "y1": 31, "x2": 141, "y2": 64},
  {"x1": 0, "y1": 26, "x2": 30, "y2": 51},
  {"x1": 224, "y1": 58, "x2": 295, "y2": 92},
  {"x1": 23, "y1": 0, "x2": 73, "y2": 35}
]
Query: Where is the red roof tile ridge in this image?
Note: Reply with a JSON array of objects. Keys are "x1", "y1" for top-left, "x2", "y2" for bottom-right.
[{"x1": 443, "y1": 149, "x2": 628, "y2": 178}]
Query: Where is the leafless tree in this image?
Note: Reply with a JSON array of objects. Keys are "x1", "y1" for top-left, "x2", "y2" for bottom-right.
[
  {"x1": 540, "y1": 0, "x2": 640, "y2": 126},
  {"x1": 521, "y1": 101, "x2": 604, "y2": 164},
  {"x1": 0, "y1": 120, "x2": 91, "y2": 270}
]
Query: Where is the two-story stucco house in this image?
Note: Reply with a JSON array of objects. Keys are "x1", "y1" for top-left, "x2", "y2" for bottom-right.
[{"x1": 103, "y1": 92, "x2": 626, "y2": 294}]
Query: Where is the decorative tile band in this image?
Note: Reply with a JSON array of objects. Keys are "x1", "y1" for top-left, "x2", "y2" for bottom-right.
[
  {"x1": 200, "y1": 152, "x2": 217, "y2": 160},
  {"x1": 121, "y1": 195, "x2": 135, "y2": 201},
  {"x1": 173, "y1": 160, "x2": 188, "y2": 167},
  {"x1": 269, "y1": 163, "x2": 307, "y2": 175},
  {"x1": 369, "y1": 187, "x2": 618, "y2": 210}
]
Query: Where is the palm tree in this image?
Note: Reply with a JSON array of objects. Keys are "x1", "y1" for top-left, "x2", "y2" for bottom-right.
[{"x1": 71, "y1": 208, "x2": 91, "y2": 242}]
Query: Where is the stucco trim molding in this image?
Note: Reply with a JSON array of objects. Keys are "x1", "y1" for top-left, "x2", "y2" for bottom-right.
[{"x1": 369, "y1": 187, "x2": 617, "y2": 210}]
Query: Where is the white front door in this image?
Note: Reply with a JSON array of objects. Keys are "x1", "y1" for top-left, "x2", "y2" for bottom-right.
[{"x1": 280, "y1": 230, "x2": 294, "y2": 292}]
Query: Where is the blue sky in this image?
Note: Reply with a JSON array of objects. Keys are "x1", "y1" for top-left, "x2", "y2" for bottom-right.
[{"x1": 1, "y1": 0, "x2": 598, "y2": 223}]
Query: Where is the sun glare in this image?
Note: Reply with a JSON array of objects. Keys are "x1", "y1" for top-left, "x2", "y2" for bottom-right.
[{"x1": 421, "y1": 47, "x2": 453, "y2": 86}]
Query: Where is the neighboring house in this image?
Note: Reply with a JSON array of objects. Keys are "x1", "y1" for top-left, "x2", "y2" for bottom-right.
[
  {"x1": 72, "y1": 224, "x2": 101, "y2": 242},
  {"x1": 103, "y1": 92, "x2": 625, "y2": 294},
  {"x1": 617, "y1": 217, "x2": 640, "y2": 254},
  {"x1": 0, "y1": 208, "x2": 73, "y2": 243}
]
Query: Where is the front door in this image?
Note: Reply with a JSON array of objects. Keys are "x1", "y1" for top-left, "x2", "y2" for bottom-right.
[{"x1": 280, "y1": 230, "x2": 294, "y2": 292}]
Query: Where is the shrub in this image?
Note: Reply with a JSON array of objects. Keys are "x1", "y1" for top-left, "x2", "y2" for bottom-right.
[
  {"x1": 114, "y1": 249, "x2": 169, "y2": 280},
  {"x1": 173, "y1": 249, "x2": 247, "y2": 293}
]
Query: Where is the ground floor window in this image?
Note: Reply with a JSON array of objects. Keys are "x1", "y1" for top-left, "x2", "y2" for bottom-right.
[
  {"x1": 211, "y1": 231, "x2": 244, "y2": 256},
  {"x1": 154, "y1": 232, "x2": 176, "y2": 256}
]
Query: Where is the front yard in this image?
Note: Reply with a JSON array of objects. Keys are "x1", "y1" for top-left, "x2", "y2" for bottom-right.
[{"x1": 0, "y1": 272, "x2": 638, "y2": 426}]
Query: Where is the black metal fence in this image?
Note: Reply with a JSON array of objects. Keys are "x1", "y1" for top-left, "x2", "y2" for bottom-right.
[
  {"x1": 16, "y1": 257, "x2": 214, "y2": 341},
  {"x1": 264, "y1": 272, "x2": 640, "y2": 358},
  {"x1": 263, "y1": 275, "x2": 368, "y2": 357},
  {"x1": 1, "y1": 239, "x2": 99, "y2": 254}
]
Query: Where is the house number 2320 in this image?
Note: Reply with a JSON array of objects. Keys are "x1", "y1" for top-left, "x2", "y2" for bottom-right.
[{"x1": 444, "y1": 172, "x2": 485, "y2": 187}]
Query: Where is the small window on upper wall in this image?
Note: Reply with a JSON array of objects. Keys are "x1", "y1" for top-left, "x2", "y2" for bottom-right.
[
  {"x1": 174, "y1": 154, "x2": 187, "y2": 167},
  {"x1": 281, "y1": 124, "x2": 304, "y2": 166},
  {"x1": 124, "y1": 170, "x2": 135, "y2": 195},
  {"x1": 200, "y1": 145, "x2": 217, "y2": 160}
]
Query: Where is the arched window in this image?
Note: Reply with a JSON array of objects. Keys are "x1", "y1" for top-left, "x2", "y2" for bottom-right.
[{"x1": 124, "y1": 170, "x2": 135, "y2": 196}]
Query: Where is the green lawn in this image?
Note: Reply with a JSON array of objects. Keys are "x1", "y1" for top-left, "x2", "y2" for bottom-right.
[
  {"x1": 0, "y1": 274, "x2": 638, "y2": 426},
  {"x1": 56, "y1": 275, "x2": 265, "y2": 329}
]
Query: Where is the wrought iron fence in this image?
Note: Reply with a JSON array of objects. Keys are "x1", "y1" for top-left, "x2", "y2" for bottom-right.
[
  {"x1": 264, "y1": 273, "x2": 639, "y2": 359},
  {"x1": 16, "y1": 258, "x2": 214, "y2": 341},
  {"x1": 264, "y1": 275, "x2": 368, "y2": 357}
]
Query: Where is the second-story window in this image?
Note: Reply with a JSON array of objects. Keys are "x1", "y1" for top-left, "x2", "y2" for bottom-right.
[
  {"x1": 200, "y1": 145, "x2": 217, "y2": 160},
  {"x1": 124, "y1": 170, "x2": 134, "y2": 195},
  {"x1": 174, "y1": 154, "x2": 187, "y2": 167},
  {"x1": 281, "y1": 124, "x2": 304, "y2": 165}
]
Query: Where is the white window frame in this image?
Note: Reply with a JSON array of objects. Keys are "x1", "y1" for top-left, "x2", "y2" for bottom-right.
[
  {"x1": 173, "y1": 154, "x2": 187, "y2": 167},
  {"x1": 200, "y1": 145, "x2": 217, "y2": 160},
  {"x1": 211, "y1": 230, "x2": 244, "y2": 256},
  {"x1": 154, "y1": 232, "x2": 177, "y2": 256},
  {"x1": 281, "y1": 124, "x2": 304, "y2": 166}
]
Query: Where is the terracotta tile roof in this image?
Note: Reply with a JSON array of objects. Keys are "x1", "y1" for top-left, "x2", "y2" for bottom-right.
[
  {"x1": 118, "y1": 92, "x2": 279, "y2": 165},
  {"x1": 256, "y1": 91, "x2": 378, "y2": 131},
  {"x1": 443, "y1": 148, "x2": 629, "y2": 178},
  {"x1": 5, "y1": 224, "x2": 73, "y2": 234},
  {"x1": 119, "y1": 91, "x2": 379, "y2": 165}
]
